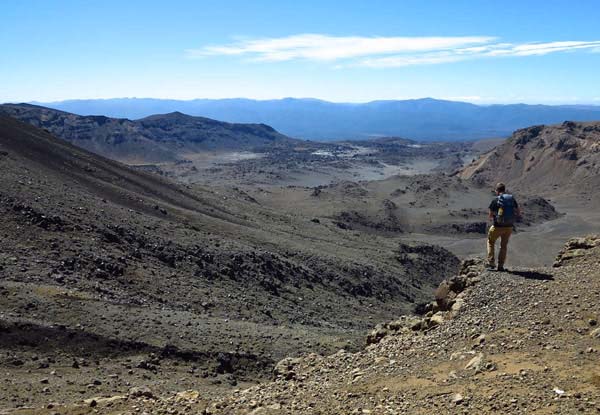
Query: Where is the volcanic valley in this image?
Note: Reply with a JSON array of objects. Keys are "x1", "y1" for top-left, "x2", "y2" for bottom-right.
[{"x1": 1, "y1": 105, "x2": 600, "y2": 413}]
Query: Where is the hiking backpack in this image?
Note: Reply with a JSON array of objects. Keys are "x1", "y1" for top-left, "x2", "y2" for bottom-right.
[{"x1": 496, "y1": 193, "x2": 516, "y2": 226}]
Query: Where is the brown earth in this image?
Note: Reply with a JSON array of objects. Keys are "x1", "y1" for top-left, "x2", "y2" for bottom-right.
[
  {"x1": 1, "y1": 110, "x2": 599, "y2": 414},
  {"x1": 460, "y1": 121, "x2": 600, "y2": 204},
  {"x1": 248, "y1": 174, "x2": 560, "y2": 238},
  {"x1": 7, "y1": 236, "x2": 599, "y2": 414},
  {"x1": 0, "y1": 116, "x2": 461, "y2": 409}
]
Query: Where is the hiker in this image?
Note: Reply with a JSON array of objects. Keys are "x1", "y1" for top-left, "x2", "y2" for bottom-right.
[{"x1": 487, "y1": 182, "x2": 521, "y2": 271}]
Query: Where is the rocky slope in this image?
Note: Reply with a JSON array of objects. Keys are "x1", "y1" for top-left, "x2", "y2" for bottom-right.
[
  {"x1": 0, "y1": 104, "x2": 290, "y2": 163},
  {"x1": 0, "y1": 116, "x2": 460, "y2": 409},
  {"x1": 8, "y1": 235, "x2": 600, "y2": 414},
  {"x1": 200, "y1": 236, "x2": 600, "y2": 414},
  {"x1": 460, "y1": 121, "x2": 600, "y2": 201}
]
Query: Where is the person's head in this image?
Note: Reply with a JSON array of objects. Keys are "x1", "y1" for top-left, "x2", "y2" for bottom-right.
[{"x1": 495, "y1": 182, "x2": 506, "y2": 195}]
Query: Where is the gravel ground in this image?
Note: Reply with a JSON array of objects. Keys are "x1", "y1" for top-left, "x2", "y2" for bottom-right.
[
  {"x1": 201, "y1": 236, "x2": 600, "y2": 414},
  {"x1": 6, "y1": 236, "x2": 599, "y2": 415}
]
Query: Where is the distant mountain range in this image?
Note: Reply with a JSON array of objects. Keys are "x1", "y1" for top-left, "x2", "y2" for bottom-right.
[
  {"x1": 26, "y1": 97, "x2": 600, "y2": 141},
  {"x1": 0, "y1": 103, "x2": 289, "y2": 163}
]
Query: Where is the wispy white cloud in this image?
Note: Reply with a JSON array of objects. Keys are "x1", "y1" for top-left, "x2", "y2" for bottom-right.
[
  {"x1": 360, "y1": 40, "x2": 600, "y2": 67},
  {"x1": 484, "y1": 41, "x2": 600, "y2": 57},
  {"x1": 187, "y1": 34, "x2": 494, "y2": 61},
  {"x1": 187, "y1": 35, "x2": 600, "y2": 67}
]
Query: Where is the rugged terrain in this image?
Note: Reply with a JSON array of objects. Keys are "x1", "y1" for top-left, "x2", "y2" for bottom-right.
[
  {"x1": 249, "y1": 174, "x2": 560, "y2": 237},
  {"x1": 460, "y1": 121, "x2": 600, "y2": 203},
  {"x1": 0, "y1": 104, "x2": 290, "y2": 164},
  {"x1": 203, "y1": 235, "x2": 600, "y2": 414},
  {"x1": 2, "y1": 109, "x2": 599, "y2": 413},
  {"x1": 149, "y1": 137, "x2": 473, "y2": 189},
  {"x1": 0, "y1": 116, "x2": 461, "y2": 408},
  {"x1": 0, "y1": 104, "x2": 477, "y2": 188},
  {"x1": 6, "y1": 236, "x2": 599, "y2": 414}
]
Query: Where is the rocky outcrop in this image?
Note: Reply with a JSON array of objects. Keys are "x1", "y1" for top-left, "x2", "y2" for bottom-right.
[
  {"x1": 553, "y1": 234, "x2": 600, "y2": 267},
  {"x1": 366, "y1": 258, "x2": 483, "y2": 344},
  {"x1": 273, "y1": 357, "x2": 303, "y2": 380}
]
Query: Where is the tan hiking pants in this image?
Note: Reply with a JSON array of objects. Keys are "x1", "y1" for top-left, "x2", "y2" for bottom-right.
[{"x1": 487, "y1": 225, "x2": 512, "y2": 267}]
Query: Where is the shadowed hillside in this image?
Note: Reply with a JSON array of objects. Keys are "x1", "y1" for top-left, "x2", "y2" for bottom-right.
[{"x1": 0, "y1": 116, "x2": 460, "y2": 407}]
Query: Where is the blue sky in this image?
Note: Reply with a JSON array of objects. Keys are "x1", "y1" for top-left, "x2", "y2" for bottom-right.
[{"x1": 1, "y1": 0, "x2": 600, "y2": 104}]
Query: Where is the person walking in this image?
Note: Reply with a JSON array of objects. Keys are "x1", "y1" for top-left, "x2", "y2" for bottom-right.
[{"x1": 487, "y1": 183, "x2": 521, "y2": 271}]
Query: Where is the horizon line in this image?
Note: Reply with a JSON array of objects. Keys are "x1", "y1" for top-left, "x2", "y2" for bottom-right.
[{"x1": 14, "y1": 96, "x2": 600, "y2": 107}]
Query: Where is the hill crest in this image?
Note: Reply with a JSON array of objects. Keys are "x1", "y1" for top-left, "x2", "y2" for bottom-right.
[
  {"x1": 459, "y1": 121, "x2": 600, "y2": 200},
  {"x1": 0, "y1": 103, "x2": 289, "y2": 163}
]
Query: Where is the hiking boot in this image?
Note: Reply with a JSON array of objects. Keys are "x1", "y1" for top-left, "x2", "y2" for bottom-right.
[
  {"x1": 497, "y1": 265, "x2": 506, "y2": 272},
  {"x1": 486, "y1": 264, "x2": 496, "y2": 271}
]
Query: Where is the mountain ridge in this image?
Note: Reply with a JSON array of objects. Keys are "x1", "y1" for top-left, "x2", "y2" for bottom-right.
[
  {"x1": 24, "y1": 97, "x2": 600, "y2": 141},
  {"x1": 0, "y1": 103, "x2": 290, "y2": 163}
]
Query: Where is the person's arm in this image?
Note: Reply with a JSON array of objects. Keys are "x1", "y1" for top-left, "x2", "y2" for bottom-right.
[{"x1": 488, "y1": 200, "x2": 495, "y2": 222}]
